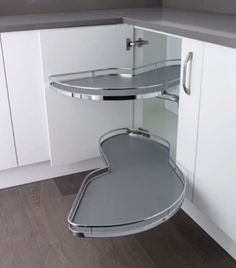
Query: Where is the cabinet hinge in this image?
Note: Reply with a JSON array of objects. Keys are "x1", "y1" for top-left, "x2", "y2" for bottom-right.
[{"x1": 126, "y1": 38, "x2": 149, "y2": 50}]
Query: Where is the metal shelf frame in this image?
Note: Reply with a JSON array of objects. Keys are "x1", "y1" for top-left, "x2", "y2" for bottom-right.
[
  {"x1": 49, "y1": 59, "x2": 185, "y2": 238},
  {"x1": 68, "y1": 128, "x2": 186, "y2": 238},
  {"x1": 49, "y1": 59, "x2": 180, "y2": 102}
]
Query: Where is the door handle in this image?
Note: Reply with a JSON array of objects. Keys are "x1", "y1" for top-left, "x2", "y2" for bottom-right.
[{"x1": 183, "y1": 52, "x2": 193, "y2": 95}]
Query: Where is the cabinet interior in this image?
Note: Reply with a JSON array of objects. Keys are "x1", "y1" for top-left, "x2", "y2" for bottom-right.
[
  {"x1": 41, "y1": 25, "x2": 182, "y2": 166},
  {"x1": 45, "y1": 26, "x2": 185, "y2": 238}
]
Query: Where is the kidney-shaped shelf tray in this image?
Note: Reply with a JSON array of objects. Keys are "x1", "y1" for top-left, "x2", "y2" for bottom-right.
[
  {"x1": 68, "y1": 128, "x2": 186, "y2": 238},
  {"x1": 50, "y1": 60, "x2": 180, "y2": 101}
]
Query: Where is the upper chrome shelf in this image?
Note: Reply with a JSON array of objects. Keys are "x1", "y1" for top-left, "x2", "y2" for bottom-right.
[{"x1": 49, "y1": 59, "x2": 180, "y2": 101}]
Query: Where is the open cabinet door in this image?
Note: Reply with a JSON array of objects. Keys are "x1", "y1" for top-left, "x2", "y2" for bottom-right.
[
  {"x1": 136, "y1": 28, "x2": 181, "y2": 160},
  {"x1": 133, "y1": 27, "x2": 168, "y2": 129}
]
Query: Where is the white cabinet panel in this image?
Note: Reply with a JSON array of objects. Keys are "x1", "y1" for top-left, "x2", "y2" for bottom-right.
[
  {"x1": 1, "y1": 31, "x2": 50, "y2": 166},
  {"x1": 0, "y1": 38, "x2": 17, "y2": 170},
  {"x1": 176, "y1": 38, "x2": 204, "y2": 200},
  {"x1": 194, "y1": 43, "x2": 236, "y2": 241},
  {"x1": 40, "y1": 25, "x2": 134, "y2": 165}
]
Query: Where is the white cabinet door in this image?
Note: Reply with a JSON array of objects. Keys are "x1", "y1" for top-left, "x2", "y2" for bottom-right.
[
  {"x1": 0, "y1": 38, "x2": 17, "y2": 170},
  {"x1": 176, "y1": 38, "x2": 204, "y2": 200},
  {"x1": 1, "y1": 31, "x2": 50, "y2": 166},
  {"x1": 40, "y1": 25, "x2": 134, "y2": 166},
  {"x1": 194, "y1": 43, "x2": 236, "y2": 241}
]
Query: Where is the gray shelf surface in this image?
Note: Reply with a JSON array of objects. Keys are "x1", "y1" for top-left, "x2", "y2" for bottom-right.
[
  {"x1": 68, "y1": 128, "x2": 185, "y2": 238},
  {"x1": 50, "y1": 63, "x2": 180, "y2": 101}
]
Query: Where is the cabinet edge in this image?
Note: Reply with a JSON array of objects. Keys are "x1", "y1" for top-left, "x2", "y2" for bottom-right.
[{"x1": 182, "y1": 199, "x2": 236, "y2": 260}]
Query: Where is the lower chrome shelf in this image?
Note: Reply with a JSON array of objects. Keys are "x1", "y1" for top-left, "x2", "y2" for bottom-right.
[{"x1": 68, "y1": 128, "x2": 186, "y2": 238}]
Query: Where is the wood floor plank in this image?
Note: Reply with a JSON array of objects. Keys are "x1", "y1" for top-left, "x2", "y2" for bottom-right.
[
  {"x1": 136, "y1": 226, "x2": 210, "y2": 268},
  {"x1": 0, "y1": 172, "x2": 235, "y2": 268},
  {"x1": 53, "y1": 171, "x2": 91, "y2": 196},
  {"x1": 154, "y1": 217, "x2": 211, "y2": 268},
  {"x1": 170, "y1": 210, "x2": 236, "y2": 268}
]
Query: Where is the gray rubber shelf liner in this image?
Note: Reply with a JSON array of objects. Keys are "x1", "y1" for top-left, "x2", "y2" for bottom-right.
[
  {"x1": 49, "y1": 60, "x2": 180, "y2": 101},
  {"x1": 68, "y1": 128, "x2": 186, "y2": 238}
]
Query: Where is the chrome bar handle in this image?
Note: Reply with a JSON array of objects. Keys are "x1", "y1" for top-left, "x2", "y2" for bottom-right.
[{"x1": 183, "y1": 52, "x2": 193, "y2": 95}]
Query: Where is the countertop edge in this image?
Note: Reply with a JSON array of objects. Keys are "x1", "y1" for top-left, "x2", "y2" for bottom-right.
[
  {"x1": 1, "y1": 8, "x2": 236, "y2": 49},
  {"x1": 0, "y1": 16, "x2": 123, "y2": 33}
]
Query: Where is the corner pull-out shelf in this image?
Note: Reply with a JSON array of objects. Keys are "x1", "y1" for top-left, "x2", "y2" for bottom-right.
[
  {"x1": 68, "y1": 128, "x2": 185, "y2": 238},
  {"x1": 50, "y1": 60, "x2": 180, "y2": 101}
]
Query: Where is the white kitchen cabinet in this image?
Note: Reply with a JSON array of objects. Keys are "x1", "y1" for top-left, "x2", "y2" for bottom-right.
[
  {"x1": 1, "y1": 31, "x2": 50, "y2": 166},
  {"x1": 0, "y1": 38, "x2": 17, "y2": 170},
  {"x1": 0, "y1": 22, "x2": 235, "y2": 256},
  {"x1": 193, "y1": 43, "x2": 236, "y2": 241},
  {"x1": 40, "y1": 25, "x2": 134, "y2": 166},
  {"x1": 176, "y1": 38, "x2": 204, "y2": 200}
]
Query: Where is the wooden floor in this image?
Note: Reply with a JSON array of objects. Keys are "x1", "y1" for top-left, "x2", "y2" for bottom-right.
[{"x1": 0, "y1": 171, "x2": 235, "y2": 268}]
